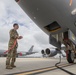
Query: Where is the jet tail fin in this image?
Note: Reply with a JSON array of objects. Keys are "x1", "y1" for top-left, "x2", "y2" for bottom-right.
[{"x1": 28, "y1": 45, "x2": 34, "y2": 52}]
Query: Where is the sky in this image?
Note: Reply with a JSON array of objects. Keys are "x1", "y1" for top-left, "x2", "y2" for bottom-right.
[{"x1": 0, "y1": 0, "x2": 55, "y2": 56}]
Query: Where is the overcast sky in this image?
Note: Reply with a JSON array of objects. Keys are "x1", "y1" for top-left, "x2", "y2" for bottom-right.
[{"x1": 0, "y1": 0, "x2": 55, "y2": 56}]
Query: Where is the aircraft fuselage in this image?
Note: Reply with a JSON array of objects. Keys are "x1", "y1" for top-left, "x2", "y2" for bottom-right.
[{"x1": 17, "y1": 0, "x2": 76, "y2": 36}]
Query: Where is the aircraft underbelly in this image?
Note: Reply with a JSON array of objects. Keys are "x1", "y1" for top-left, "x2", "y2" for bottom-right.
[{"x1": 18, "y1": 0, "x2": 76, "y2": 36}]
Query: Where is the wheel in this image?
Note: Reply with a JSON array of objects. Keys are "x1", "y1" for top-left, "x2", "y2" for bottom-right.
[{"x1": 66, "y1": 50, "x2": 75, "y2": 63}]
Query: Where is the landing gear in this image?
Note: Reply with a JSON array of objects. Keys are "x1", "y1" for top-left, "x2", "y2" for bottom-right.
[
  {"x1": 49, "y1": 30, "x2": 76, "y2": 63},
  {"x1": 63, "y1": 31, "x2": 76, "y2": 63},
  {"x1": 66, "y1": 50, "x2": 75, "y2": 63}
]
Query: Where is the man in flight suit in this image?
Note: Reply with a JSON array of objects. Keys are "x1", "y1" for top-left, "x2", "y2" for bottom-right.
[{"x1": 6, "y1": 23, "x2": 23, "y2": 69}]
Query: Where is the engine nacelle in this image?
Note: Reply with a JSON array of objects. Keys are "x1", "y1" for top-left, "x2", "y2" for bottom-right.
[
  {"x1": 41, "y1": 50, "x2": 47, "y2": 57},
  {"x1": 41, "y1": 50, "x2": 45, "y2": 55},
  {"x1": 45, "y1": 48, "x2": 57, "y2": 57}
]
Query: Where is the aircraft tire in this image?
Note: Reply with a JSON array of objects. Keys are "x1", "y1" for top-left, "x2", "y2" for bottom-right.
[{"x1": 66, "y1": 50, "x2": 75, "y2": 63}]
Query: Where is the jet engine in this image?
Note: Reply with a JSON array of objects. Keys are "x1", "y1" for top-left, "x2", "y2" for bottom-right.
[
  {"x1": 45, "y1": 48, "x2": 57, "y2": 57},
  {"x1": 41, "y1": 50, "x2": 45, "y2": 55},
  {"x1": 41, "y1": 50, "x2": 46, "y2": 57}
]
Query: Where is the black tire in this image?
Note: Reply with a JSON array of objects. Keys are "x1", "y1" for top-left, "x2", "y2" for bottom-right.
[{"x1": 66, "y1": 50, "x2": 75, "y2": 63}]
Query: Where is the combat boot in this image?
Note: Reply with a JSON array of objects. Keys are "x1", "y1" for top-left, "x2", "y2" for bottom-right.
[
  {"x1": 6, "y1": 65, "x2": 13, "y2": 69},
  {"x1": 11, "y1": 65, "x2": 16, "y2": 68}
]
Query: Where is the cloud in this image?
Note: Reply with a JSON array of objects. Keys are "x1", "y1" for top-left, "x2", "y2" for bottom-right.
[{"x1": 0, "y1": 0, "x2": 53, "y2": 56}]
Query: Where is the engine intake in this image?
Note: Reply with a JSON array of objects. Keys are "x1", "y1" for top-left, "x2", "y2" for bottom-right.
[
  {"x1": 45, "y1": 48, "x2": 57, "y2": 57},
  {"x1": 41, "y1": 50, "x2": 45, "y2": 54}
]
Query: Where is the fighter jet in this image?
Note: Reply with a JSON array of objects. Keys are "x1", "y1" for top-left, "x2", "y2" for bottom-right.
[
  {"x1": 0, "y1": 45, "x2": 38, "y2": 57},
  {"x1": 16, "y1": 0, "x2": 76, "y2": 63}
]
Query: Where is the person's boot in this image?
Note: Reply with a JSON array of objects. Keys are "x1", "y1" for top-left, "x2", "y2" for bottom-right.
[
  {"x1": 11, "y1": 64, "x2": 16, "y2": 68},
  {"x1": 6, "y1": 65, "x2": 13, "y2": 69},
  {"x1": 11, "y1": 65, "x2": 16, "y2": 68}
]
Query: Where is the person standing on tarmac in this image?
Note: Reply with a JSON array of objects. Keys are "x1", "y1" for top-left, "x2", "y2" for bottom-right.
[{"x1": 6, "y1": 23, "x2": 23, "y2": 69}]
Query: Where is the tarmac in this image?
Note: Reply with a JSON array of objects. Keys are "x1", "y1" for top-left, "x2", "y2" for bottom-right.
[{"x1": 0, "y1": 57, "x2": 76, "y2": 75}]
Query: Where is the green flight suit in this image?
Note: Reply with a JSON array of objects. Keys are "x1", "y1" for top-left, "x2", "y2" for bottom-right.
[{"x1": 6, "y1": 29, "x2": 19, "y2": 67}]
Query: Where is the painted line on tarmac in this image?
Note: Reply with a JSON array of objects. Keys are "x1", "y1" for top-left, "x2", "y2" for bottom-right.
[{"x1": 7, "y1": 63, "x2": 75, "y2": 75}]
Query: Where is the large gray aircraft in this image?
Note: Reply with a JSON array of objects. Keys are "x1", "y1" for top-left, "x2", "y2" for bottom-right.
[
  {"x1": 15, "y1": 0, "x2": 76, "y2": 63},
  {"x1": 19, "y1": 45, "x2": 38, "y2": 56},
  {"x1": 0, "y1": 45, "x2": 38, "y2": 57}
]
